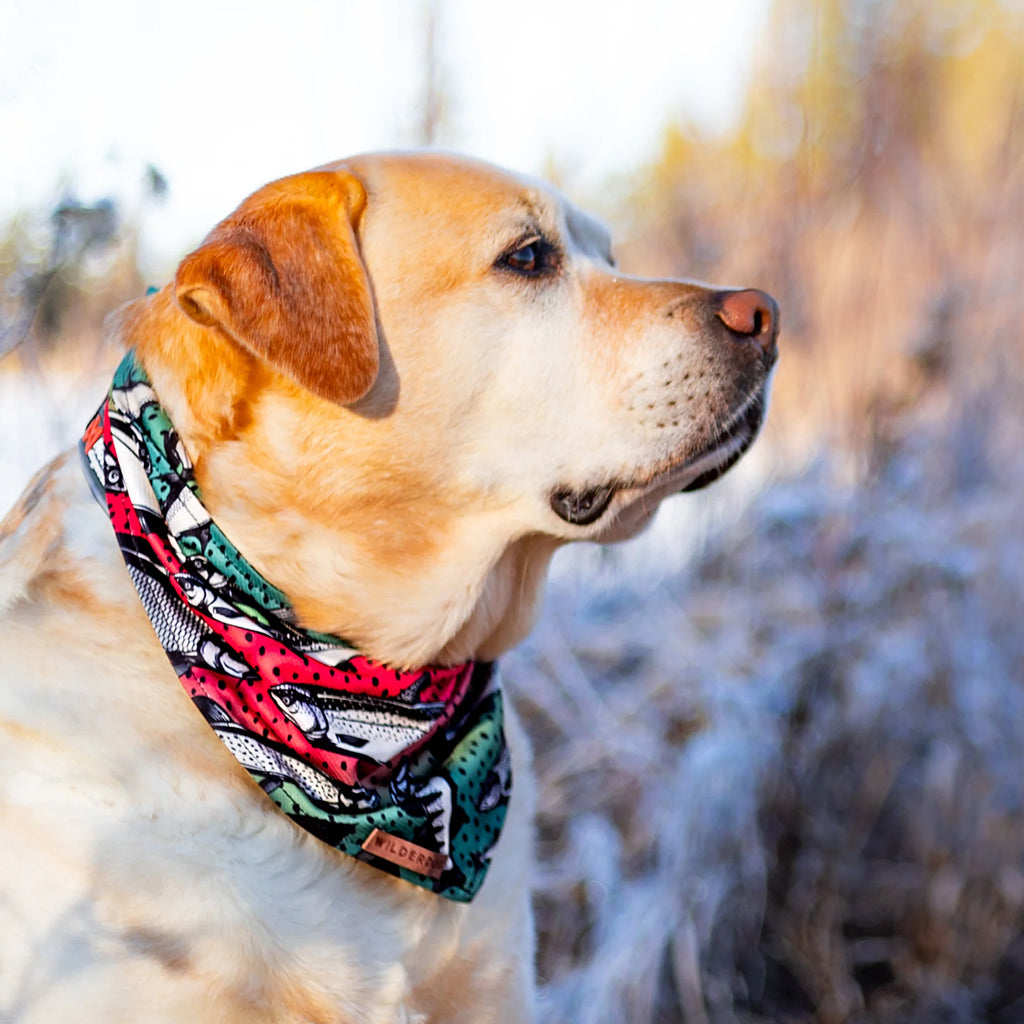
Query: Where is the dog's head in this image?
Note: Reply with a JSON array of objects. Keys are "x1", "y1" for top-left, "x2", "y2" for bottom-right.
[{"x1": 128, "y1": 152, "x2": 778, "y2": 666}]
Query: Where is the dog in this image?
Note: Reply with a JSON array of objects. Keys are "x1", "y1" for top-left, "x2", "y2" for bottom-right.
[{"x1": 0, "y1": 152, "x2": 778, "y2": 1023}]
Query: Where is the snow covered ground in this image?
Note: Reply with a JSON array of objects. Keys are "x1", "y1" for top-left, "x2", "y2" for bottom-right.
[
  {"x1": 2, "y1": 364, "x2": 1022, "y2": 1023},
  {"x1": 0, "y1": 361, "x2": 117, "y2": 513}
]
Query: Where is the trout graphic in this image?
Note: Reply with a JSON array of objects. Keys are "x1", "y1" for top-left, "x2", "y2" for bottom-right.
[
  {"x1": 193, "y1": 696, "x2": 379, "y2": 811},
  {"x1": 270, "y1": 683, "x2": 446, "y2": 764}
]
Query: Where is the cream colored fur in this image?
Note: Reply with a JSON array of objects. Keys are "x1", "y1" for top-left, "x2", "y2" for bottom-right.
[{"x1": 0, "y1": 152, "x2": 776, "y2": 1022}]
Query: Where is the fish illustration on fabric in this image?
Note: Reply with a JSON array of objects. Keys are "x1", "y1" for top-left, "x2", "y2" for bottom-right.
[
  {"x1": 194, "y1": 697, "x2": 379, "y2": 812},
  {"x1": 122, "y1": 558, "x2": 255, "y2": 679},
  {"x1": 174, "y1": 570, "x2": 268, "y2": 634},
  {"x1": 196, "y1": 636, "x2": 258, "y2": 680},
  {"x1": 478, "y1": 744, "x2": 512, "y2": 812},
  {"x1": 173, "y1": 564, "x2": 356, "y2": 663},
  {"x1": 270, "y1": 683, "x2": 446, "y2": 765},
  {"x1": 390, "y1": 762, "x2": 454, "y2": 869}
]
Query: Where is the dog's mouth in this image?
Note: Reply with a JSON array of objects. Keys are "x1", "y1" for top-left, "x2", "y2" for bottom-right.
[
  {"x1": 549, "y1": 392, "x2": 767, "y2": 526},
  {"x1": 679, "y1": 393, "x2": 765, "y2": 493}
]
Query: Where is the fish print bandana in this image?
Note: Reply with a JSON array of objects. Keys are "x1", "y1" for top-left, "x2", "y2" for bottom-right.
[{"x1": 80, "y1": 351, "x2": 511, "y2": 902}]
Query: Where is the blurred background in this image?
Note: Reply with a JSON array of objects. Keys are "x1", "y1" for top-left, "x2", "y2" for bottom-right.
[{"x1": 3, "y1": 1, "x2": 1024, "y2": 1021}]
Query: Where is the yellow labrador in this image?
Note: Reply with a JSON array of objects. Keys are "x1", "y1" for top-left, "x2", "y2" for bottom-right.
[{"x1": 0, "y1": 153, "x2": 778, "y2": 1023}]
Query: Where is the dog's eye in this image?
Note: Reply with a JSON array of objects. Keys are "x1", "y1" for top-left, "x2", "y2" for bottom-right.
[
  {"x1": 507, "y1": 244, "x2": 539, "y2": 272},
  {"x1": 498, "y1": 238, "x2": 557, "y2": 277}
]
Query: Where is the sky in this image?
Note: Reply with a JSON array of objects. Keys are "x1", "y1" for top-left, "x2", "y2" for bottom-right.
[{"x1": 1, "y1": 0, "x2": 771, "y2": 275}]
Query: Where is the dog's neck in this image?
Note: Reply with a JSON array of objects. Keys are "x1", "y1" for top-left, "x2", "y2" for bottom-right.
[{"x1": 119, "y1": 293, "x2": 557, "y2": 669}]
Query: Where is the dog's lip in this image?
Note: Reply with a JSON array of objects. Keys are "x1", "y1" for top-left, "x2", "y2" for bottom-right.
[
  {"x1": 679, "y1": 396, "x2": 764, "y2": 492},
  {"x1": 615, "y1": 393, "x2": 766, "y2": 501}
]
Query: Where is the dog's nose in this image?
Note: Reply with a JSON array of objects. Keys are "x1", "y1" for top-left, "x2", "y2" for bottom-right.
[{"x1": 715, "y1": 289, "x2": 779, "y2": 357}]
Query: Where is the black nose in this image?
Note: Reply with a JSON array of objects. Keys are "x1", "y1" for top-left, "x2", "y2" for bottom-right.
[{"x1": 715, "y1": 289, "x2": 780, "y2": 358}]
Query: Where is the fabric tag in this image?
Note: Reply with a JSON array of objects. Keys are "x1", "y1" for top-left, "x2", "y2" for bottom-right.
[{"x1": 362, "y1": 828, "x2": 447, "y2": 879}]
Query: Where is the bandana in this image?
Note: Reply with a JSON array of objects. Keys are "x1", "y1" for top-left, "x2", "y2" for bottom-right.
[{"x1": 80, "y1": 351, "x2": 510, "y2": 902}]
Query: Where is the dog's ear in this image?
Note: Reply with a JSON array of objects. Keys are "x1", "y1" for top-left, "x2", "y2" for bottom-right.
[{"x1": 174, "y1": 170, "x2": 378, "y2": 406}]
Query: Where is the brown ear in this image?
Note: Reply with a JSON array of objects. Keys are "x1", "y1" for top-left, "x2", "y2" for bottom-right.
[{"x1": 174, "y1": 170, "x2": 378, "y2": 405}]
